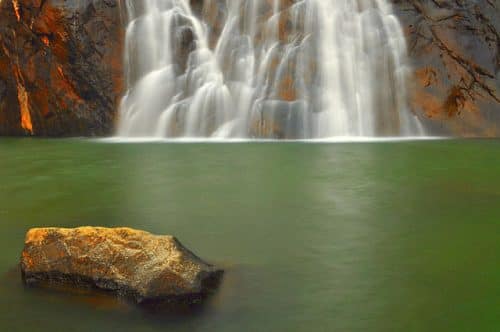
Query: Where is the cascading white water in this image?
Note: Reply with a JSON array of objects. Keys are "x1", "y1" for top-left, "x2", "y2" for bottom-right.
[{"x1": 118, "y1": 0, "x2": 424, "y2": 139}]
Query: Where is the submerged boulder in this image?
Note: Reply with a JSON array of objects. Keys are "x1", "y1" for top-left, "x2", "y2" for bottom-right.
[{"x1": 20, "y1": 227, "x2": 223, "y2": 304}]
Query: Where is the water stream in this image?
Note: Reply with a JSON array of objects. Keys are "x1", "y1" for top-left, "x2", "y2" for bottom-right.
[{"x1": 118, "y1": 0, "x2": 424, "y2": 139}]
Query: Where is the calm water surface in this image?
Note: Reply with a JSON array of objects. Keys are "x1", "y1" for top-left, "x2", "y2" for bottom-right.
[{"x1": 0, "y1": 139, "x2": 498, "y2": 331}]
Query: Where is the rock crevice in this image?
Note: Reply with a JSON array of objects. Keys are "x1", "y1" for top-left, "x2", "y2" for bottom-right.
[{"x1": 394, "y1": 0, "x2": 499, "y2": 136}]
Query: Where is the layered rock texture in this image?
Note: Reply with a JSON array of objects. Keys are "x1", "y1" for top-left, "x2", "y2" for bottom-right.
[
  {"x1": 0, "y1": 0, "x2": 124, "y2": 136},
  {"x1": 21, "y1": 227, "x2": 223, "y2": 304},
  {"x1": 394, "y1": 0, "x2": 499, "y2": 136},
  {"x1": 0, "y1": 0, "x2": 498, "y2": 137}
]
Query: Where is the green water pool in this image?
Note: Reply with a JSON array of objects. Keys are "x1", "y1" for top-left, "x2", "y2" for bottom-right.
[{"x1": 0, "y1": 138, "x2": 498, "y2": 331}]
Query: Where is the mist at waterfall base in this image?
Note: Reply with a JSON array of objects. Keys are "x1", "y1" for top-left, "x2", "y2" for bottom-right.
[{"x1": 117, "y1": 0, "x2": 424, "y2": 139}]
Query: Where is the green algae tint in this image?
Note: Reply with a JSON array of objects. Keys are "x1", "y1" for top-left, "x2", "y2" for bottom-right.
[{"x1": 0, "y1": 138, "x2": 499, "y2": 331}]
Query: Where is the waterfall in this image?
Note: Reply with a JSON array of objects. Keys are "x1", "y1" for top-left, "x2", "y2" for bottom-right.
[{"x1": 118, "y1": 0, "x2": 424, "y2": 139}]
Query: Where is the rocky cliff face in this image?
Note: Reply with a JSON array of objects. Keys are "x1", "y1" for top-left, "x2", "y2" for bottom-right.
[
  {"x1": 393, "y1": 0, "x2": 499, "y2": 136},
  {"x1": 0, "y1": 0, "x2": 124, "y2": 136},
  {"x1": 192, "y1": 0, "x2": 500, "y2": 137},
  {"x1": 0, "y1": 0, "x2": 498, "y2": 137}
]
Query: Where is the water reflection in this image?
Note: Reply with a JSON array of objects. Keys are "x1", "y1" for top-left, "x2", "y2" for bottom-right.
[{"x1": 0, "y1": 139, "x2": 499, "y2": 331}]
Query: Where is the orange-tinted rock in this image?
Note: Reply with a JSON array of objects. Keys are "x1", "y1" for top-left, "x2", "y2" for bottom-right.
[
  {"x1": 393, "y1": 0, "x2": 499, "y2": 136},
  {"x1": 1, "y1": 0, "x2": 498, "y2": 137},
  {"x1": 21, "y1": 227, "x2": 223, "y2": 304},
  {"x1": 0, "y1": 0, "x2": 124, "y2": 136}
]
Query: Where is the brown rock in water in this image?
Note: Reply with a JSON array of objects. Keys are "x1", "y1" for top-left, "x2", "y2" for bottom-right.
[{"x1": 20, "y1": 227, "x2": 223, "y2": 304}]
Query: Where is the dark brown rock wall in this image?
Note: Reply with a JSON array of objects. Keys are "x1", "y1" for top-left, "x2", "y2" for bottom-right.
[
  {"x1": 0, "y1": 0, "x2": 498, "y2": 137},
  {"x1": 0, "y1": 0, "x2": 124, "y2": 136},
  {"x1": 392, "y1": 0, "x2": 499, "y2": 136}
]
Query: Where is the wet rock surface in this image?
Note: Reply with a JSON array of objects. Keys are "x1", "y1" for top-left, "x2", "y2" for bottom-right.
[
  {"x1": 0, "y1": 0, "x2": 498, "y2": 137},
  {"x1": 393, "y1": 0, "x2": 500, "y2": 136},
  {"x1": 21, "y1": 227, "x2": 223, "y2": 304},
  {"x1": 0, "y1": 0, "x2": 124, "y2": 136}
]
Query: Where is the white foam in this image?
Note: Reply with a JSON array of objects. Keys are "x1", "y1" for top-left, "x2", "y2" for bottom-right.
[{"x1": 98, "y1": 136, "x2": 447, "y2": 144}]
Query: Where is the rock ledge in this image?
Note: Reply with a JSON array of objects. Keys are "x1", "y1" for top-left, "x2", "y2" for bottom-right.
[{"x1": 20, "y1": 227, "x2": 223, "y2": 304}]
